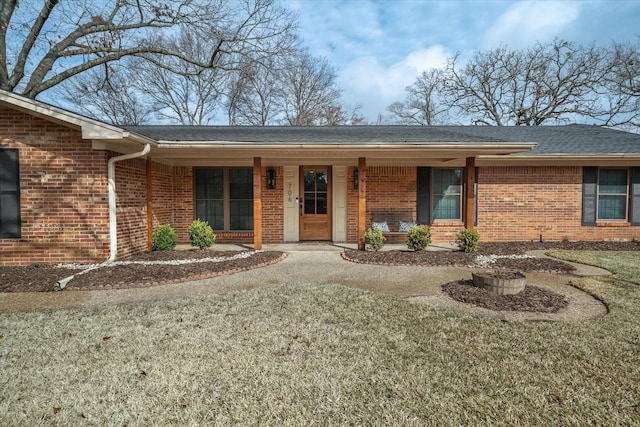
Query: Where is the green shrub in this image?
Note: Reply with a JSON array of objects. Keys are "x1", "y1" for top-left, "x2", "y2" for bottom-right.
[
  {"x1": 456, "y1": 228, "x2": 480, "y2": 253},
  {"x1": 152, "y1": 224, "x2": 177, "y2": 251},
  {"x1": 406, "y1": 225, "x2": 432, "y2": 251},
  {"x1": 189, "y1": 219, "x2": 216, "y2": 249},
  {"x1": 364, "y1": 227, "x2": 386, "y2": 251}
]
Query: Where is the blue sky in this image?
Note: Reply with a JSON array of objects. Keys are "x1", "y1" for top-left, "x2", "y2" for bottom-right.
[{"x1": 287, "y1": 0, "x2": 640, "y2": 122}]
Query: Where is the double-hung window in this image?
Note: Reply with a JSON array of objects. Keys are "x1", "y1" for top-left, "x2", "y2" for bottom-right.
[
  {"x1": 195, "y1": 168, "x2": 253, "y2": 231},
  {"x1": 432, "y1": 168, "x2": 463, "y2": 221},
  {"x1": 417, "y1": 167, "x2": 466, "y2": 224},
  {"x1": 0, "y1": 148, "x2": 21, "y2": 238},
  {"x1": 583, "y1": 166, "x2": 640, "y2": 225},
  {"x1": 597, "y1": 169, "x2": 629, "y2": 221}
]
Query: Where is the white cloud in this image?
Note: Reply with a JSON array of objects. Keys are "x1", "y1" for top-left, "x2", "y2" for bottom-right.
[
  {"x1": 481, "y1": 1, "x2": 581, "y2": 48},
  {"x1": 339, "y1": 45, "x2": 450, "y2": 121}
]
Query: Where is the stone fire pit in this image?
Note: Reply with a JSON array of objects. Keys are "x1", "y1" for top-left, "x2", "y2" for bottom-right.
[{"x1": 472, "y1": 270, "x2": 527, "y2": 295}]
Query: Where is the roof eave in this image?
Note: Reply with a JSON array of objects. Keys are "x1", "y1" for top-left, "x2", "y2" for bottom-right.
[
  {"x1": 0, "y1": 89, "x2": 127, "y2": 140},
  {"x1": 154, "y1": 141, "x2": 536, "y2": 154}
]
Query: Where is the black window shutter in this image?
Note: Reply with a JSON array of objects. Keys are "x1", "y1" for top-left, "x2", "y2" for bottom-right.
[
  {"x1": 582, "y1": 167, "x2": 598, "y2": 226},
  {"x1": 0, "y1": 149, "x2": 21, "y2": 238},
  {"x1": 631, "y1": 167, "x2": 640, "y2": 226},
  {"x1": 417, "y1": 167, "x2": 431, "y2": 224}
]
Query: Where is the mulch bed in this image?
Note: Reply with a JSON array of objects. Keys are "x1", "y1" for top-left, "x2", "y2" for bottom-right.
[
  {"x1": 442, "y1": 280, "x2": 569, "y2": 313},
  {"x1": 0, "y1": 251, "x2": 286, "y2": 293},
  {"x1": 343, "y1": 240, "x2": 640, "y2": 273},
  {"x1": 342, "y1": 249, "x2": 575, "y2": 273},
  {"x1": 1, "y1": 241, "x2": 638, "y2": 296}
]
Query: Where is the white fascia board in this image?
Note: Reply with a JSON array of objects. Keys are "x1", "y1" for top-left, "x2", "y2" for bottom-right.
[
  {"x1": 155, "y1": 141, "x2": 536, "y2": 154},
  {"x1": 0, "y1": 90, "x2": 125, "y2": 139}
]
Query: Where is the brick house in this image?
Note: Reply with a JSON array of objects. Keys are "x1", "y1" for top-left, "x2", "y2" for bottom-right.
[{"x1": 2, "y1": 90, "x2": 640, "y2": 266}]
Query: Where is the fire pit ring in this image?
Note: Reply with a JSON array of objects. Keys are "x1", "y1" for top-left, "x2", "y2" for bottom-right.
[{"x1": 472, "y1": 270, "x2": 527, "y2": 295}]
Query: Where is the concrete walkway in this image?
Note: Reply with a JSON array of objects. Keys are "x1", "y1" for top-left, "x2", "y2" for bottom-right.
[{"x1": 0, "y1": 244, "x2": 610, "y2": 321}]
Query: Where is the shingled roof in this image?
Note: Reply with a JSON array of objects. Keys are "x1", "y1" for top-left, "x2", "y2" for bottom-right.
[{"x1": 124, "y1": 124, "x2": 640, "y2": 156}]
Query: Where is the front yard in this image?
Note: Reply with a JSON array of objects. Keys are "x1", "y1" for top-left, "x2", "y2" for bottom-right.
[{"x1": 0, "y1": 250, "x2": 639, "y2": 425}]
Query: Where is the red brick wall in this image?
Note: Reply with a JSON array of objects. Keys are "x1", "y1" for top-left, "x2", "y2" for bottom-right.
[
  {"x1": 347, "y1": 166, "x2": 423, "y2": 242},
  {"x1": 0, "y1": 107, "x2": 110, "y2": 266},
  {"x1": 477, "y1": 166, "x2": 640, "y2": 242},
  {"x1": 171, "y1": 166, "x2": 194, "y2": 243},
  {"x1": 152, "y1": 162, "x2": 175, "y2": 228},
  {"x1": 262, "y1": 166, "x2": 284, "y2": 243},
  {"x1": 112, "y1": 157, "x2": 148, "y2": 259},
  {"x1": 347, "y1": 166, "x2": 359, "y2": 242}
]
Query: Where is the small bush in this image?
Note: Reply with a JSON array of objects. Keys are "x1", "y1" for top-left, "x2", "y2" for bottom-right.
[
  {"x1": 189, "y1": 219, "x2": 216, "y2": 249},
  {"x1": 457, "y1": 228, "x2": 480, "y2": 253},
  {"x1": 406, "y1": 225, "x2": 432, "y2": 251},
  {"x1": 364, "y1": 227, "x2": 386, "y2": 251},
  {"x1": 152, "y1": 224, "x2": 177, "y2": 251}
]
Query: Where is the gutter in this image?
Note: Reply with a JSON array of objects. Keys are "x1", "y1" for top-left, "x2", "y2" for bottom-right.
[
  {"x1": 55, "y1": 144, "x2": 151, "y2": 290},
  {"x1": 107, "y1": 144, "x2": 151, "y2": 261}
]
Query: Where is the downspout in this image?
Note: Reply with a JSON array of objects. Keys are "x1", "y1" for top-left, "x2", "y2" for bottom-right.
[
  {"x1": 107, "y1": 144, "x2": 151, "y2": 261},
  {"x1": 54, "y1": 144, "x2": 151, "y2": 290}
]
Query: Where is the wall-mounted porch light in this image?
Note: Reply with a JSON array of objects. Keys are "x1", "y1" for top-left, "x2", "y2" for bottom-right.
[
  {"x1": 353, "y1": 168, "x2": 359, "y2": 190},
  {"x1": 266, "y1": 168, "x2": 276, "y2": 189}
]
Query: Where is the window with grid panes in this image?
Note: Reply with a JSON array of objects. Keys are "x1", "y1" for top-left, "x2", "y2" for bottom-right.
[{"x1": 195, "y1": 168, "x2": 253, "y2": 231}]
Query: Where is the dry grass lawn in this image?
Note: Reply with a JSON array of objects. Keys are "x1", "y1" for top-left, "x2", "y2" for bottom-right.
[{"x1": 0, "y1": 251, "x2": 639, "y2": 426}]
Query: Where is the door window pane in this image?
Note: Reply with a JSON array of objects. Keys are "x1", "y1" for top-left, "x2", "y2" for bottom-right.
[
  {"x1": 304, "y1": 171, "x2": 316, "y2": 191},
  {"x1": 304, "y1": 194, "x2": 315, "y2": 214},
  {"x1": 303, "y1": 169, "x2": 328, "y2": 215},
  {"x1": 316, "y1": 194, "x2": 327, "y2": 214},
  {"x1": 316, "y1": 171, "x2": 328, "y2": 191}
]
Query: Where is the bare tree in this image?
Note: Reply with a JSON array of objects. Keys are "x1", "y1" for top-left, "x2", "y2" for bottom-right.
[
  {"x1": 441, "y1": 40, "x2": 605, "y2": 126},
  {"x1": 281, "y1": 50, "x2": 342, "y2": 126},
  {"x1": 226, "y1": 56, "x2": 284, "y2": 125},
  {"x1": 592, "y1": 39, "x2": 640, "y2": 130},
  {"x1": 0, "y1": 0, "x2": 298, "y2": 102},
  {"x1": 317, "y1": 104, "x2": 367, "y2": 126},
  {"x1": 387, "y1": 69, "x2": 448, "y2": 125},
  {"x1": 133, "y1": 29, "x2": 225, "y2": 125},
  {"x1": 60, "y1": 65, "x2": 156, "y2": 125}
]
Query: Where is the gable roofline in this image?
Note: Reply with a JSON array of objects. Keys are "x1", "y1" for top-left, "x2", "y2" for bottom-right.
[{"x1": 0, "y1": 89, "x2": 155, "y2": 145}]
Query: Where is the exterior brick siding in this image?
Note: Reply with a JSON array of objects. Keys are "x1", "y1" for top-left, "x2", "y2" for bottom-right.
[
  {"x1": 477, "y1": 166, "x2": 640, "y2": 242},
  {"x1": 0, "y1": 107, "x2": 110, "y2": 266},
  {"x1": 262, "y1": 166, "x2": 284, "y2": 243}
]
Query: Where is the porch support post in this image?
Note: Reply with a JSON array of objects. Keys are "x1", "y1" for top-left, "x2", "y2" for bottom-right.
[
  {"x1": 146, "y1": 157, "x2": 153, "y2": 250},
  {"x1": 464, "y1": 156, "x2": 476, "y2": 229},
  {"x1": 358, "y1": 157, "x2": 367, "y2": 250},
  {"x1": 253, "y1": 157, "x2": 263, "y2": 250}
]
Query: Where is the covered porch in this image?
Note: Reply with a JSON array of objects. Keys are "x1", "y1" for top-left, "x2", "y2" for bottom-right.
[{"x1": 111, "y1": 126, "x2": 535, "y2": 251}]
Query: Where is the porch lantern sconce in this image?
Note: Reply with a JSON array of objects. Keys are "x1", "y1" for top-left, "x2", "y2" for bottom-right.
[
  {"x1": 353, "y1": 168, "x2": 359, "y2": 190},
  {"x1": 266, "y1": 168, "x2": 276, "y2": 189}
]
